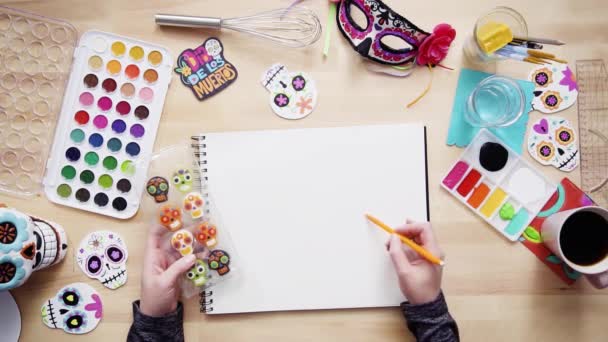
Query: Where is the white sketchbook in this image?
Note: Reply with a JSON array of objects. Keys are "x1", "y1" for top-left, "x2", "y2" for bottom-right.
[{"x1": 194, "y1": 124, "x2": 430, "y2": 314}]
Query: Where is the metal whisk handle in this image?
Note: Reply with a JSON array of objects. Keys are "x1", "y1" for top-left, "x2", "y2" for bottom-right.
[{"x1": 155, "y1": 14, "x2": 222, "y2": 29}]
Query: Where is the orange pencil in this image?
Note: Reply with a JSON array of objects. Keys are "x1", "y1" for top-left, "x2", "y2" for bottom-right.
[{"x1": 365, "y1": 214, "x2": 445, "y2": 266}]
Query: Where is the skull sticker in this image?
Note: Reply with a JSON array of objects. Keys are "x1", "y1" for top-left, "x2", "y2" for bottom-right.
[
  {"x1": 186, "y1": 259, "x2": 209, "y2": 287},
  {"x1": 195, "y1": 221, "x2": 218, "y2": 248},
  {"x1": 528, "y1": 117, "x2": 579, "y2": 172},
  {"x1": 208, "y1": 249, "x2": 231, "y2": 276},
  {"x1": 171, "y1": 229, "x2": 194, "y2": 256},
  {"x1": 261, "y1": 64, "x2": 318, "y2": 120},
  {"x1": 0, "y1": 208, "x2": 68, "y2": 291},
  {"x1": 41, "y1": 282, "x2": 103, "y2": 334},
  {"x1": 183, "y1": 192, "x2": 205, "y2": 219},
  {"x1": 159, "y1": 205, "x2": 183, "y2": 232},
  {"x1": 172, "y1": 169, "x2": 193, "y2": 193},
  {"x1": 77, "y1": 231, "x2": 128, "y2": 290},
  {"x1": 529, "y1": 64, "x2": 578, "y2": 114},
  {"x1": 146, "y1": 177, "x2": 169, "y2": 203}
]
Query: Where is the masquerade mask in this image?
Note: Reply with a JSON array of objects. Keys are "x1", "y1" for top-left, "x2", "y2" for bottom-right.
[{"x1": 336, "y1": 0, "x2": 430, "y2": 65}]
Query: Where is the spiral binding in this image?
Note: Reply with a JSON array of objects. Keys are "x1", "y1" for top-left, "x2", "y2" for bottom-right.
[{"x1": 191, "y1": 135, "x2": 214, "y2": 313}]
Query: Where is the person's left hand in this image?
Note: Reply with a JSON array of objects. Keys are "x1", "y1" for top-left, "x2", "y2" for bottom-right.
[{"x1": 140, "y1": 225, "x2": 196, "y2": 317}]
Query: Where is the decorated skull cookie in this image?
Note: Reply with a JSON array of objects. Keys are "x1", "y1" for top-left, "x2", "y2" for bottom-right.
[
  {"x1": 529, "y1": 64, "x2": 578, "y2": 114},
  {"x1": 195, "y1": 221, "x2": 218, "y2": 248},
  {"x1": 41, "y1": 282, "x2": 103, "y2": 334},
  {"x1": 528, "y1": 117, "x2": 579, "y2": 172},
  {"x1": 77, "y1": 231, "x2": 128, "y2": 290},
  {"x1": 146, "y1": 177, "x2": 169, "y2": 203},
  {"x1": 0, "y1": 207, "x2": 68, "y2": 291},
  {"x1": 171, "y1": 229, "x2": 194, "y2": 256},
  {"x1": 261, "y1": 64, "x2": 318, "y2": 120},
  {"x1": 159, "y1": 205, "x2": 183, "y2": 231},
  {"x1": 186, "y1": 259, "x2": 209, "y2": 287},
  {"x1": 172, "y1": 169, "x2": 193, "y2": 193},
  {"x1": 183, "y1": 192, "x2": 205, "y2": 219},
  {"x1": 208, "y1": 249, "x2": 231, "y2": 276}
]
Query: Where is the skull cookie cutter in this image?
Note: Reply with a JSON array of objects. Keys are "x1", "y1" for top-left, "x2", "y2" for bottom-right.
[{"x1": 76, "y1": 231, "x2": 129, "y2": 290}]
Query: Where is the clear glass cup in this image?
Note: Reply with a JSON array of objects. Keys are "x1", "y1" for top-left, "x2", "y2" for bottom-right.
[
  {"x1": 464, "y1": 76, "x2": 525, "y2": 127},
  {"x1": 463, "y1": 7, "x2": 528, "y2": 64}
]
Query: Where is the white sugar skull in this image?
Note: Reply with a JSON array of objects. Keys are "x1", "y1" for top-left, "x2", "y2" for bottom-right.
[
  {"x1": 41, "y1": 282, "x2": 103, "y2": 334},
  {"x1": 261, "y1": 63, "x2": 318, "y2": 120},
  {"x1": 183, "y1": 192, "x2": 205, "y2": 219},
  {"x1": 171, "y1": 229, "x2": 194, "y2": 256},
  {"x1": 77, "y1": 231, "x2": 128, "y2": 290},
  {"x1": 0, "y1": 207, "x2": 68, "y2": 291},
  {"x1": 205, "y1": 38, "x2": 222, "y2": 57},
  {"x1": 528, "y1": 117, "x2": 579, "y2": 172},
  {"x1": 529, "y1": 64, "x2": 578, "y2": 114}
]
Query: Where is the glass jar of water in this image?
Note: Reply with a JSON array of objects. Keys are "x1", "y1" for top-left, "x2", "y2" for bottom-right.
[{"x1": 465, "y1": 75, "x2": 525, "y2": 127}]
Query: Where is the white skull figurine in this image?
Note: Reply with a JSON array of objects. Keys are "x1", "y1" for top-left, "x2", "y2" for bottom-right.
[
  {"x1": 528, "y1": 117, "x2": 579, "y2": 172},
  {"x1": 0, "y1": 207, "x2": 68, "y2": 291},
  {"x1": 205, "y1": 38, "x2": 223, "y2": 57},
  {"x1": 261, "y1": 63, "x2": 318, "y2": 120},
  {"x1": 77, "y1": 231, "x2": 128, "y2": 290},
  {"x1": 41, "y1": 282, "x2": 103, "y2": 334}
]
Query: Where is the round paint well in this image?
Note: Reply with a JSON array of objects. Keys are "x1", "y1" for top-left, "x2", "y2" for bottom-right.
[
  {"x1": 75, "y1": 188, "x2": 90, "y2": 202},
  {"x1": 139, "y1": 87, "x2": 154, "y2": 103},
  {"x1": 83, "y1": 74, "x2": 98, "y2": 88},
  {"x1": 74, "y1": 110, "x2": 89, "y2": 125},
  {"x1": 107, "y1": 138, "x2": 122, "y2": 152},
  {"x1": 79, "y1": 92, "x2": 94, "y2": 106},
  {"x1": 121, "y1": 160, "x2": 135, "y2": 175},
  {"x1": 130, "y1": 124, "x2": 145, "y2": 138},
  {"x1": 143, "y1": 69, "x2": 158, "y2": 84},
  {"x1": 98, "y1": 174, "x2": 113, "y2": 189},
  {"x1": 88, "y1": 133, "x2": 104, "y2": 148},
  {"x1": 102, "y1": 78, "x2": 117, "y2": 93},
  {"x1": 65, "y1": 147, "x2": 80, "y2": 162},
  {"x1": 120, "y1": 83, "x2": 135, "y2": 98},
  {"x1": 70, "y1": 128, "x2": 85, "y2": 143},
  {"x1": 125, "y1": 64, "x2": 140, "y2": 80},
  {"x1": 117, "y1": 178, "x2": 131, "y2": 193},
  {"x1": 88, "y1": 55, "x2": 103, "y2": 70},
  {"x1": 112, "y1": 197, "x2": 127, "y2": 211},
  {"x1": 107, "y1": 60, "x2": 121, "y2": 75},
  {"x1": 103, "y1": 156, "x2": 118, "y2": 170},
  {"x1": 111, "y1": 119, "x2": 126, "y2": 134},
  {"x1": 93, "y1": 115, "x2": 108, "y2": 129},
  {"x1": 148, "y1": 50, "x2": 163, "y2": 66},
  {"x1": 126, "y1": 142, "x2": 140, "y2": 157},
  {"x1": 57, "y1": 184, "x2": 72, "y2": 198},
  {"x1": 94, "y1": 193, "x2": 109, "y2": 207},
  {"x1": 129, "y1": 46, "x2": 144, "y2": 61},
  {"x1": 79, "y1": 170, "x2": 95, "y2": 184},
  {"x1": 85, "y1": 151, "x2": 99, "y2": 166},
  {"x1": 61, "y1": 165, "x2": 76, "y2": 180},
  {"x1": 116, "y1": 101, "x2": 131, "y2": 115},
  {"x1": 97, "y1": 96, "x2": 112, "y2": 111},
  {"x1": 91, "y1": 36, "x2": 107, "y2": 53},
  {"x1": 134, "y1": 105, "x2": 149, "y2": 120},
  {"x1": 111, "y1": 41, "x2": 126, "y2": 57}
]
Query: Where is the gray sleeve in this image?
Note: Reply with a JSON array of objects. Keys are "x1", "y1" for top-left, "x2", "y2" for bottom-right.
[
  {"x1": 401, "y1": 292, "x2": 459, "y2": 342},
  {"x1": 127, "y1": 300, "x2": 185, "y2": 342}
]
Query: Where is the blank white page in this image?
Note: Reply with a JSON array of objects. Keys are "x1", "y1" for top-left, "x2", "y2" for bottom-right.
[{"x1": 203, "y1": 124, "x2": 429, "y2": 314}]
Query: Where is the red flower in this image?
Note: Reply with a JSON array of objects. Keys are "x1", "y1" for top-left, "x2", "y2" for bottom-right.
[{"x1": 416, "y1": 23, "x2": 456, "y2": 66}]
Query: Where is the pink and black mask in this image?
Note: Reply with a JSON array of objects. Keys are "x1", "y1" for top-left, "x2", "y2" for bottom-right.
[{"x1": 336, "y1": 0, "x2": 430, "y2": 65}]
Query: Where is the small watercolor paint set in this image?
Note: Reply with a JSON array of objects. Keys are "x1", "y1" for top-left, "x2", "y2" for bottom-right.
[
  {"x1": 441, "y1": 130, "x2": 557, "y2": 241},
  {"x1": 42, "y1": 31, "x2": 172, "y2": 219}
]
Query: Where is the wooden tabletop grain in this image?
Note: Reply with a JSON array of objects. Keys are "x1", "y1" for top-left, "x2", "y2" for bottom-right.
[{"x1": 2, "y1": 0, "x2": 608, "y2": 341}]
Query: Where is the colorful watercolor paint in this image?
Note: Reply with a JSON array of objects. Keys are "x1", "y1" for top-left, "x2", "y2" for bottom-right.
[
  {"x1": 480, "y1": 188, "x2": 507, "y2": 218},
  {"x1": 457, "y1": 169, "x2": 481, "y2": 197},
  {"x1": 44, "y1": 31, "x2": 172, "y2": 219},
  {"x1": 504, "y1": 209, "x2": 529, "y2": 236},
  {"x1": 442, "y1": 161, "x2": 468, "y2": 190},
  {"x1": 467, "y1": 183, "x2": 490, "y2": 209}
]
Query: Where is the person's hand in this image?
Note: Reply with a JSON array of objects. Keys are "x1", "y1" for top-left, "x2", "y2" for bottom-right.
[
  {"x1": 387, "y1": 219, "x2": 445, "y2": 305},
  {"x1": 140, "y1": 225, "x2": 196, "y2": 317}
]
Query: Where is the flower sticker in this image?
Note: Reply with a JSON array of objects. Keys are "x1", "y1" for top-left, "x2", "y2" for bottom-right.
[
  {"x1": 0, "y1": 210, "x2": 29, "y2": 253},
  {"x1": 0, "y1": 256, "x2": 25, "y2": 291},
  {"x1": 87, "y1": 234, "x2": 104, "y2": 252}
]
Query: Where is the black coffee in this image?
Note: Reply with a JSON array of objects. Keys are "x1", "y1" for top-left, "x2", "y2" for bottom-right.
[{"x1": 560, "y1": 211, "x2": 608, "y2": 266}]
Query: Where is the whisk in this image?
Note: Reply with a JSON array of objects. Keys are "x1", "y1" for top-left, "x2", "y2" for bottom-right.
[{"x1": 155, "y1": 7, "x2": 322, "y2": 48}]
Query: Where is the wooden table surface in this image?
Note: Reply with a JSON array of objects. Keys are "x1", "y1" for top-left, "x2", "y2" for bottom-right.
[{"x1": 2, "y1": 0, "x2": 608, "y2": 341}]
